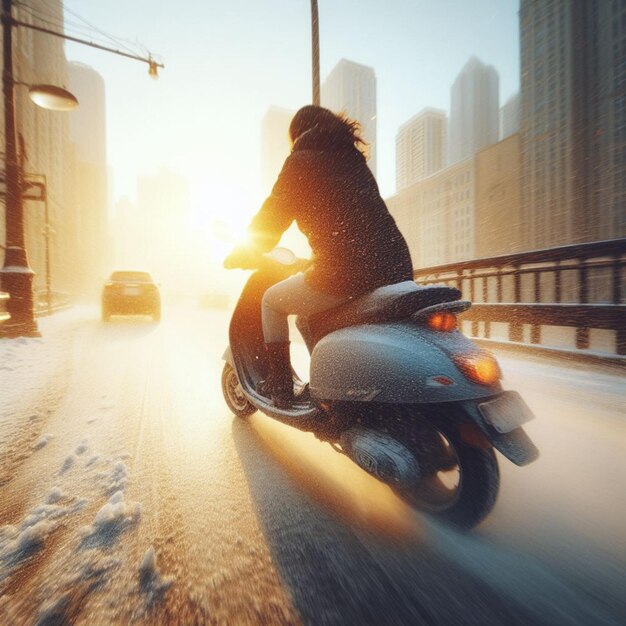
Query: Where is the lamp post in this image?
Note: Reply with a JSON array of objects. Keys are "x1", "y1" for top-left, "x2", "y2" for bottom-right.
[
  {"x1": 311, "y1": 0, "x2": 320, "y2": 105},
  {"x1": 0, "y1": 0, "x2": 39, "y2": 336},
  {"x1": 22, "y1": 174, "x2": 50, "y2": 315},
  {"x1": 0, "y1": 1, "x2": 80, "y2": 338},
  {"x1": 0, "y1": 0, "x2": 78, "y2": 336}
]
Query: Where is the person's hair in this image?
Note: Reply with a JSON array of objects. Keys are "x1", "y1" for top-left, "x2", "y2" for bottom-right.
[{"x1": 288, "y1": 105, "x2": 368, "y2": 157}]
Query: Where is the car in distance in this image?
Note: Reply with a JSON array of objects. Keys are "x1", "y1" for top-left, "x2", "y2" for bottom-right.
[{"x1": 102, "y1": 270, "x2": 161, "y2": 322}]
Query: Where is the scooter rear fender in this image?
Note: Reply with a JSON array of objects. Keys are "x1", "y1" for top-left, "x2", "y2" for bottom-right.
[
  {"x1": 310, "y1": 321, "x2": 502, "y2": 404},
  {"x1": 455, "y1": 400, "x2": 540, "y2": 466}
]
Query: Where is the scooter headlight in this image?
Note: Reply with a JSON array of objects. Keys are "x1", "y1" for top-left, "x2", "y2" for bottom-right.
[
  {"x1": 454, "y1": 351, "x2": 501, "y2": 385},
  {"x1": 427, "y1": 312, "x2": 457, "y2": 332}
]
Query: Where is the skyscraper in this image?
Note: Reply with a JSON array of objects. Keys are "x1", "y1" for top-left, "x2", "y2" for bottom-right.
[
  {"x1": 396, "y1": 108, "x2": 446, "y2": 191},
  {"x1": 448, "y1": 56, "x2": 499, "y2": 165},
  {"x1": 68, "y1": 62, "x2": 109, "y2": 288},
  {"x1": 322, "y1": 59, "x2": 377, "y2": 175},
  {"x1": 520, "y1": 0, "x2": 626, "y2": 248},
  {"x1": 500, "y1": 93, "x2": 520, "y2": 140}
]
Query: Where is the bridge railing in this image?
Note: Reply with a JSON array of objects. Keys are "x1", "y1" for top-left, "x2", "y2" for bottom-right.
[{"x1": 413, "y1": 239, "x2": 626, "y2": 359}]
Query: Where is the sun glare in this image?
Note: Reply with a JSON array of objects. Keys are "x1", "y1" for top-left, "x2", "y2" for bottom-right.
[{"x1": 190, "y1": 178, "x2": 259, "y2": 261}]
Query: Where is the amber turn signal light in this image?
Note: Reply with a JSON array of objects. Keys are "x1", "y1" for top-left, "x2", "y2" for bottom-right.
[
  {"x1": 454, "y1": 351, "x2": 501, "y2": 385},
  {"x1": 427, "y1": 312, "x2": 457, "y2": 332}
]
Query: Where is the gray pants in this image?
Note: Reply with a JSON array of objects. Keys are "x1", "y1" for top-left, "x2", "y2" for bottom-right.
[{"x1": 262, "y1": 273, "x2": 348, "y2": 343}]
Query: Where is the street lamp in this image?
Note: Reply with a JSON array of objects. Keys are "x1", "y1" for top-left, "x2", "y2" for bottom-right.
[
  {"x1": 27, "y1": 84, "x2": 79, "y2": 111},
  {"x1": 0, "y1": 0, "x2": 163, "y2": 338},
  {"x1": 0, "y1": 0, "x2": 78, "y2": 337}
]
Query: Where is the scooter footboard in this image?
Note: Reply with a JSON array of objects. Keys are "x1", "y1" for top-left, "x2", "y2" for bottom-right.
[{"x1": 453, "y1": 396, "x2": 540, "y2": 466}]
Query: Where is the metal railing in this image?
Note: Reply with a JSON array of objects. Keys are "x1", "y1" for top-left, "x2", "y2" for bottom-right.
[
  {"x1": 413, "y1": 239, "x2": 626, "y2": 358},
  {"x1": 34, "y1": 290, "x2": 72, "y2": 316}
]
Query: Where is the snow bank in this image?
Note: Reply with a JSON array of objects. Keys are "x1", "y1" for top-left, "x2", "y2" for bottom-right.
[
  {"x1": 139, "y1": 546, "x2": 174, "y2": 604},
  {"x1": 101, "y1": 460, "x2": 129, "y2": 494},
  {"x1": 85, "y1": 455, "x2": 100, "y2": 467},
  {"x1": 60, "y1": 453, "x2": 76, "y2": 473},
  {"x1": 46, "y1": 487, "x2": 64, "y2": 504},
  {"x1": 81, "y1": 491, "x2": 141, "y2": 544},
  {"x1": 79, "y1": 556, "x2": 121, "y2": 582},
  {"x1": 33, "y1": 433, "x2": 53, "y2": 450},
  {"x1": 35, "y1": 593, "x2": 71, "y2": 626},
  {"x1": 33, "y1": 557, "x2": 121, "y2": 624},
  {"x1": 75, "y1": 438, "x2": 88, "y2": 455},
  {"x1": 94, "y1": 490, "x2": 140, "y2": 527},
  {"x1": 10, "y1": 520, "x2": 55, "y2": 554},
  {"x1": 0, "y1": 494, "x2": 85, "y2": 578}
]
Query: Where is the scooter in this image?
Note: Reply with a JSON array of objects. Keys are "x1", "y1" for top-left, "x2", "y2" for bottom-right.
[{"x1": 222, "y1": 248, "x2": 539, "y2": 529}]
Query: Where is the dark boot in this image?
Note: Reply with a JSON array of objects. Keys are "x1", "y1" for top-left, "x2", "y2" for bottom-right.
[{"x1": 257, "y1": 342, "x2": 294, "y2": 409}]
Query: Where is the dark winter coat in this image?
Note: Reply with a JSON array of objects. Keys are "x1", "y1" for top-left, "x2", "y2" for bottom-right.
[{"x1": 247, "y1": 125, "x2": 414, "y2": 297}]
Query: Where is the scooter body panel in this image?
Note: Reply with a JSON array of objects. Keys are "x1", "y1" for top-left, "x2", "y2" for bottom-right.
[{"x1": 310, "y1": 321, "x2": 502, "y2": 404}]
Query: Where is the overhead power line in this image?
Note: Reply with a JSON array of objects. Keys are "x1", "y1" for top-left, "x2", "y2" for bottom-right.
[
  {"x1": 11, "y1": 17, "x2": 164, "y2": 74},
  {"x1": 14, "y1": 0, "x2": 158, "y2": 63}
]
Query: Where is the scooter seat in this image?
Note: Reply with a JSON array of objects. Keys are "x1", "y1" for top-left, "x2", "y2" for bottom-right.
[{"x1": 305, "y1": 281, "x2": 461, "y2": 341}]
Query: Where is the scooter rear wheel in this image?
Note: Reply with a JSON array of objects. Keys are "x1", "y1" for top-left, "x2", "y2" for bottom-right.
[
  {"x1": 222, "y1": 363, "x2": 256, "y2": 418},
  {"x1": 394, "y1": 417, "x2": 499, "y2": 530}
]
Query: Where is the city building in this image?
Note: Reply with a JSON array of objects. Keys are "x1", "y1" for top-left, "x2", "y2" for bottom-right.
[
  {"x1": 519, "y1": 0, "x2": 626, "y2": 248},
  {"x1": 395, "y1": 108, "x2": 446, "y2": 192},
  {"x1": 448, "y1": 56, "x2": 499, "y2": 165},
  {"x1": 386, "y1": 159, "x2": 474, "y2": 268},
  {"x1": 474, "y1": 133, "x2": 523, "y2": 258},
  {"x1": 68, "y1": 62, "x2": 109, "y2": 291},
  {"x1": 1, "y1": 0, "x2": 78, "y2": 296},
  {"x1": 389, "y1": 130, "x2": 524, "y2": 269},
  {"x1": 322, "y1": 59, "x2": 377, "y2": 175},
  {"x1": 500, "y1": 93, "x2": 520, "y2": 140},
  {"x1": 260, "y1": 106, "x2": 294, "y2": 194}
]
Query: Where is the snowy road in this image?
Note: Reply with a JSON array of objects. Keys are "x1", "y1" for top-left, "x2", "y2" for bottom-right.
[{"x1": 0, "y1": 304, "x2": 624, "y2": 625}]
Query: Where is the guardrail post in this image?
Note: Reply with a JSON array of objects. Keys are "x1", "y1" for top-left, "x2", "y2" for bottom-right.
[
  {"x1": 612, "y1": 257, "x2": 622, "y2": 305},
  {"x1": 531, "y1": 269, "x2": 541, "y2": 344},
  {"x1": 509, "y1": 266, "x2": 523, "y2": 342},
  {"x1": 469, "y1": 270, "x2": 479, "y2": 337},
  {"x1": 482, "y1": 271, "x2": 490, "y2": 338},
  {"x1": 613, "y1": 257, "x2": 625, "y2": 354},
  {"x1": 576, "y1": 261, "x2": 590, "y2": 349}
]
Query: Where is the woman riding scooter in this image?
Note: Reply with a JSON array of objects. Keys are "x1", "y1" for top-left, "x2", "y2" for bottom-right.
[{"x1": 224, "y1": 105, "x2": 414, "y2": 409}]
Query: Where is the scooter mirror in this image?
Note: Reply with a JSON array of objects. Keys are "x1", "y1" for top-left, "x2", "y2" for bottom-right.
[{"x1": 267, "y1": 247, "x2": 297, "y2": 265}]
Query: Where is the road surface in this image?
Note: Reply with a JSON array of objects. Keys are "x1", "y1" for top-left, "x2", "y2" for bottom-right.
[{"x1": 0, "y1": 303, "x2": 624, "y2": 625}]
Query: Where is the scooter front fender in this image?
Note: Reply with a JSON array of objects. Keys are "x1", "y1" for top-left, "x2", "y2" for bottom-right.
[{"x1": 310, "y1": 322, "x2": 501, "y2": 404}]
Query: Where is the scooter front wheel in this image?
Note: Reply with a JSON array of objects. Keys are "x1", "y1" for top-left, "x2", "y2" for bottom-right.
[{"x1": 221, "y1": 363, "x2": 256, "y2": 418}]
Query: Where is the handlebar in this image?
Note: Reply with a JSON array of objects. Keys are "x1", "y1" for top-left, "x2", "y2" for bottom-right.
[{"x1": 224, "y1": 246, "x2": 310, "y2": 272}]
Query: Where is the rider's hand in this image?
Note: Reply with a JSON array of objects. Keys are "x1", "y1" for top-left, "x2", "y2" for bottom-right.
[{"x1": 223, "y1": 244, "x2": 262, "y2": 270}]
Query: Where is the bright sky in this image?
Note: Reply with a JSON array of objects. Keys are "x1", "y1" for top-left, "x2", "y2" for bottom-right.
[{"x1": 63, "y1": 0, "x2": 520, "y2": 226}]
